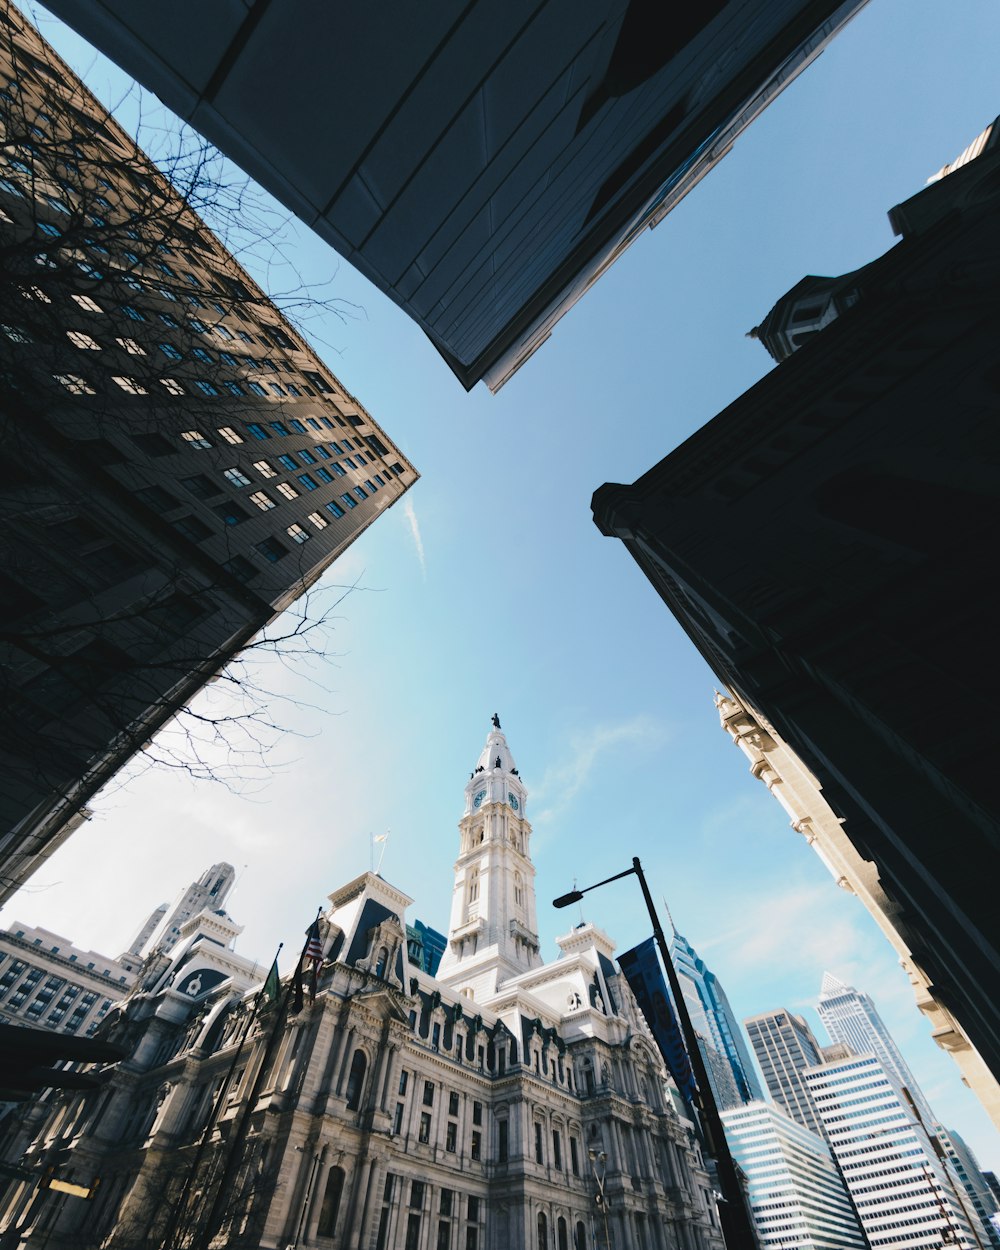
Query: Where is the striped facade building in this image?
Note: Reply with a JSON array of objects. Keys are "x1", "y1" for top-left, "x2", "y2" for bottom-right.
[
  {"x1": 805, "y1": 1053, "x2": 978, "y2": 1250},
  {"x1": 721, "y1": 1101, "x2": 865, "y2": 1250}
]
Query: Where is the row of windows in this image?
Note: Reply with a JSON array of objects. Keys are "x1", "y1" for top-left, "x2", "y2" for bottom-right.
[{"x1": 56, "y1": 290, "x2": 339, "y2": 396}]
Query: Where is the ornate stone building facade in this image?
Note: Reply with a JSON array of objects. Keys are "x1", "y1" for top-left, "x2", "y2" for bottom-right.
[
  {"x1": 0, "y1": 719, "x2": 725, "y2": 1250},
  {"x1": 717, "y1": 690, "x2": 1000, "y2": 1132}
]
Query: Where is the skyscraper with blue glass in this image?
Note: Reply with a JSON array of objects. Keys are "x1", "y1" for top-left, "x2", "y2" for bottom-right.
[{"x1": 670, "y1": 928, "x2": 764, "y2": 1111}]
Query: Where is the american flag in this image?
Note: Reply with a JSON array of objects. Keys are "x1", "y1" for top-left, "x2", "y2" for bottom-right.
[{"x1": 304, "y1": 918, "x2": 323, "y2": 965}]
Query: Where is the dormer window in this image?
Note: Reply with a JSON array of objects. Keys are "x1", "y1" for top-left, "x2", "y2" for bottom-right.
[{"x1": 374, "y1": 947, "x2": 388, "y2": 979}]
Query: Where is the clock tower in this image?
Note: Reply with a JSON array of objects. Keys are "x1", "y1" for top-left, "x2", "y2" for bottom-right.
[{"x1": 436, "y1": 715, "x2": 542, "y2": 997}]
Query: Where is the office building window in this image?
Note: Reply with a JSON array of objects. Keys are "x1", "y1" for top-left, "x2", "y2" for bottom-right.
[
  {"x1": 213, "y1": 501, "x2": 248, "y2": 526},
  {"x1": 112, "y1": 375, "x2": 147, "y2": 394},
  {"x1": 66, "y1": 329, "x2": 100, "y2": 350},
  {"x1": 286, "y1": 523, "x2": 310, "y2": 545},
  {"x1": 54, "y1": 373, "x2": 95, "y2": 394},
  {"x1": 249, "y1": 491, "x2": 276, "y2": 511},
  {"x1": 222, "y1": 467, "x2": 251, "y2": 488},
  {"x1": 181, "y1": 430, "x2": 212, "y2": 449}
]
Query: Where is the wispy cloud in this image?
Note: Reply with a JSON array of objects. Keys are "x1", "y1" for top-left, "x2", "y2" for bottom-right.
[
  {"x1": 702, "y1": 881, "x2": 869, "y2": 984},
  {"x1": 532, "y1": 715, "x2": 668, "y2": 827},
  {"x1": 403, "y1": 499, "x2": 426, "y2": 578}
]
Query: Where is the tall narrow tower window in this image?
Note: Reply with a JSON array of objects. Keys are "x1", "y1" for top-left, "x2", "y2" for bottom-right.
[
  {"x1": 514, "y1": 873, "x2": 523, "y2": 908},
  {"x1": 468, "y1": 870, "x2": 479, "y2": 904},
  {"x1": 346, "y1": 1049, "x2": 367, "y2": 1110}
]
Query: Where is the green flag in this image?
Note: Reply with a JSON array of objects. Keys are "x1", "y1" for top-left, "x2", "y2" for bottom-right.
[{"x1": 261, "y1": 957, "x2": 280, "y2": 1007}]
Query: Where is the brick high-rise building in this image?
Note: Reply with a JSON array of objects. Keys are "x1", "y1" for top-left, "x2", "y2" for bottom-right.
[{"x1": 0, "y1": 5, "x2": 417, "y2": 899}]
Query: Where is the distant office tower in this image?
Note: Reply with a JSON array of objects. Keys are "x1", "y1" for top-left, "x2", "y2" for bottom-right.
[
  {"x1": 593, "y1": 119, "x2": 1000, "y2": 1105},
  {"x1": 0, "y1": 6, "x2": 417, "y2": 899},
  {"x1": 120, "y1": 903, "x2": 168, "y2": 967},
  {"x1": 806, "y1": 1052, "x2": 979, "y2": 1250},
  {"x1": 44, "y1": 1, "x2": 870, "y2": 391},
  {"x1": 670, "y1": 929, "x2": 763, "y2": 1111},
  {"x1": 817, "y1": 974, "x2": 936, "y2": 1127},
  {"x1": 943, "y1": 1131, "x2": 1000, "y2": 1250},
  {"x1": 744, "y1": 1008, "x2": 826, "y2": 1137},
  {"x1": 136, "y1": 862, "x2": 236, "y2": 959},
  {"x1": 717, "y1": 691, "x2": 1000, "y2": 1132},
  {"x1": 722, "y1": 1101, "x2": 865, "y2": 1250},
  {"x1": 406, "y1": 919, "x2": 447, "y2": 978},
  {"x1": 0, "y1": 920, "x2": 134, "y2": 1036}
]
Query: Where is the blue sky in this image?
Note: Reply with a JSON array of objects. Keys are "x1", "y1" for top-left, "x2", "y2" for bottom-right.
[{"x1": 11, "y1": 0, "x2": 1000, "y2": 1171}]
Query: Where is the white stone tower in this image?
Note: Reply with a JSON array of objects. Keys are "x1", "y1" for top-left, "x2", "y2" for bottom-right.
[{"x1": 436, "y1": 714, "x2": 542, "y2": 999}]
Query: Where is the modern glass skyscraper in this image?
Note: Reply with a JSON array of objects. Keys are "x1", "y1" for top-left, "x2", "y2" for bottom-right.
[
  {"x1": 721, "y1": 1101, "x2": 866, "y2": 1250},
  {"x1": 817, "y1": 974, "x2": 936, "y2": 1128},
  {"x1": 670, "y1": 929, "x2": 763, "y2": 1111},
  {"x1": 744, "y1": 1008, "x2": 827, "y2": 1138},
  {"x1": 805, "y1": 1052, "x2": 978, "y2": 1250}
]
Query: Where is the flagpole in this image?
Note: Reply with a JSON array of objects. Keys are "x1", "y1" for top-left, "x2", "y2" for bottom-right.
[
  {"x1": 160, "y1": 941, "x2": 282, "y2": 1250},
  {"x1": 191, "y1": 936, "x2": 311, "y2": 1250},
  {"x1": 374, "y1": 829, "x2": 390, "y2": 875}
]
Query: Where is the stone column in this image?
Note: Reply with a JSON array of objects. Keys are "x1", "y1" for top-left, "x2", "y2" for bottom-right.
[
  {"x1": 380, "y1": 1042, "x2": 400, "y2": 1113},
  {"x1": 334, "y1": 1026, "x2": 357, "y2": 1097}
]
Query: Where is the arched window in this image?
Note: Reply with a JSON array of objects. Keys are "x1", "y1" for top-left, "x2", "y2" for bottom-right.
[
  {"x1": 514, "y1": 872, "x2": 523, "y2": 908},
  {"x1": 345, "y1": 1048, "x2": 367, "y2": 1111},
  {"x1": 537, "y1": 1211, "x2": 548, "y2": 1250},
  {"x1": 558, "y1": 1216, "x2": 568, "y2": 1250},
  {"x1": 316, "y1": 1166, "x2": 345, "y2": 1238},
  {"x1": 468, "y1": 870, "x2": 479, "y2": 903},
  {"x1": 575, "y1": 1221, "x2": 587, "y2": 1249},
  {"x1": 374, "y1": 946, "x2": 388, "y2": 978}
]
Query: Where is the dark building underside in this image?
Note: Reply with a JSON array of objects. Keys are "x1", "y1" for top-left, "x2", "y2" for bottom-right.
[{"x1": 593, "y1": 181, "x2": 1000, "y2": 1089}]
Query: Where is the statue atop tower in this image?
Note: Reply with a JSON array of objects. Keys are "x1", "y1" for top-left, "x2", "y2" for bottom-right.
[{"x1": 436, "y1": 715, "x2": 541, "y2": 997}]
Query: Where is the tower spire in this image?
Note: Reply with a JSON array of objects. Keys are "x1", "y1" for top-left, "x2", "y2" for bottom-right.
[{"x1": 436, "y1": 715, "x2": 541, "y2": 996}]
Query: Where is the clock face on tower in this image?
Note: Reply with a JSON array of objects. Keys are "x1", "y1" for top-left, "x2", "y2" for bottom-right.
[
  {"x1": 473, "y1": 790, "x2": 486, "y2": 809},
  {"x1": 508, "y1": 792, "x2": 520, "y2": 811}
]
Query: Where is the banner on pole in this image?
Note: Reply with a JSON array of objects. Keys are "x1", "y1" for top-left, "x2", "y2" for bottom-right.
[{"x1": 618, "y1": 937, "x2": 697, "y2": 1104}]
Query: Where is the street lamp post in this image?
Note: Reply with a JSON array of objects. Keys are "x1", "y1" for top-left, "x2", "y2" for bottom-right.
[
  {"x1": 553, "y1": 857, "x2": 757, "y2": 1250},
  {"x1": 589, "y1": 1147, "x2": 612, "y2": 1250}
]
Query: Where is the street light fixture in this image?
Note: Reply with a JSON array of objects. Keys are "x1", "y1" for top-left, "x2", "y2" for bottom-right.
[
  {"x1": 588, "y1": 1148, "x2": 612, "y2": 1250},
  {"x1": 554, "y1": 857, "x2": 758, "y2": 1250}
]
